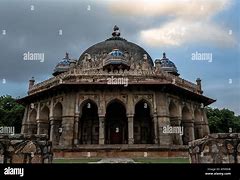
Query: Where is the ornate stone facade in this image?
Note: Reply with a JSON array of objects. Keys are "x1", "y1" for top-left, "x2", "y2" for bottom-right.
[{"x1": 19, "y1": 26, "x2": 215, "y2": 155}]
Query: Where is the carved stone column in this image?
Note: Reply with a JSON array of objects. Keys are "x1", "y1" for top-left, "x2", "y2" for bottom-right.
[
  {"x1": 194, "y1": 121, "x2": 204, "y2": 139},
  {"x1": 202, "y1": 108, "x2": 210, "y2": 136},
  {"x1": 99, "y1": 115, "x2": 105, "y2": 145},
  {"x1": 73, "y1": 114, "x2": 79, "y2": 145},
  {"x1": 36, "y1": 119, "x2": 49, "y2": 136},
  {"x1": 27, "y1": 123, "x2": 37, "y2": 135},
  {"x1": 153, "y1": 113, "x2": 159, "y2": 144},
  {"x1": 127, "y1": 114, "x2": 134, "y2": 144},
  {"x1": 59, "y1": 116, "x2": 74, "y2": 147},
  {"x1": 21, "y1": 106, "x2": 29, "y2": 134},
  {"x1": 49, "y1": 116, "x2": 62, "y2": 146},
  {"x1": 170, "y1": 117, "x2": 183, "y2": 145},
  {"x1": 158, "y1": 116, "x2": 171, "y2": 146},
  {"x1": 182, "y1": 119, "x2": 195, "y2": 144}
]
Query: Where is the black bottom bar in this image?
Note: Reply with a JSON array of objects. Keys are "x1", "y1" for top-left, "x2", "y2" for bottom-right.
[{"x1": 0, "y1": 164, "x2": 239, "y2": 179}]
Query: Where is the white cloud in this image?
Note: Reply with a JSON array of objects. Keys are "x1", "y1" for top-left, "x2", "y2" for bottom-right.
[
  {"x1": 108, "y1": 0, "x2": 236, "y2": 47},
  {"x1": 110, "y1": 0, "x2": 230, "y2": 19},
  {"x1": 140, "y1": 19, "x2": 236, "y2": 47}
]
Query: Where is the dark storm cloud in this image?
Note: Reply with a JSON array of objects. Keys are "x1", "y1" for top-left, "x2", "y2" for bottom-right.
[{"x1": 0, "y1": 0, "x2": 153, "y2": 83}]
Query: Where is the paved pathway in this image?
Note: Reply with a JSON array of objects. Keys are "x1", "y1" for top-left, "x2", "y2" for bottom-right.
[{"x1": 96, "y1": 158, "x2": 135, "y2": 163}]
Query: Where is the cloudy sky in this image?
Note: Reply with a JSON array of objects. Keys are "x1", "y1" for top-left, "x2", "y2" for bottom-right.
[{"x1": 0, "y1": 0, "x2": 239, "y2": 114}]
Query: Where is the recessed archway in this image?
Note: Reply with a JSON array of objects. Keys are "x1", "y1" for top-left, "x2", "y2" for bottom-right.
[
  {"x1": 134, "y1": 100, "x2": 153, "y2": 144},
  {"x1": 79, "y1": 100, "x2": 99, "y2": 144},
  {"x1": 105, "y1": 100, "x2": 128, "y2": 144}
]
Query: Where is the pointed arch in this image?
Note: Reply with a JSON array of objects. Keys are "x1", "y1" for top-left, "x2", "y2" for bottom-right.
[
  {"x1": 134, "y1": 99, "x2": 153, "y2": 144},
  {"x1": 79, "y1": 99, "x2": 99, "y2": 144},
  {"x1": 105, "y1": 99, "x2": 128, "y2": 144}
]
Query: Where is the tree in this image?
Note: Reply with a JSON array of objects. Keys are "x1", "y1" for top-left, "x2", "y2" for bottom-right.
[
  {"x1": 0, "y1": 95, "x2": 25, "y2": 133},
  {"x1": 207, "y1": 107, "x2": 240, "y2": 133}
]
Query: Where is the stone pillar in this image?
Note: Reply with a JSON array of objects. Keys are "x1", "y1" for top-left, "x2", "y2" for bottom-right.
[
  {"x1": 153, "y1": 114, "x2": 159, "y2": 144},
  {"x1": 73, "y1": 114, "x2": 79, "y2": 145},
  {"x1": 99, "y1": 115, "x2": 105, "y2": 145},
  {"x1": 28, "y1": 123, "x2": 37, "y2": 135},
  {"x1": 194, "y1": 121, "x2": 204, "y2": 139},
  {"x1": 182, "y1": 119, "x2": 195, "y2": 144},
  {"x1": 127, "y1": 114, "x2": 134, "y2": 144},
  {"x1": 49, "y1": 116, "x2": 62, "y2": 146},
  {"x1": 158, "y1": 116, "x2": 171, "y2": 146},
  {"x1": 202, "y1": 109, "x2": 210, "y2": 136},
  {"x1": 21, "y1": 107, "x2": 29, "y2": 134},
  {"x1": 60, "y1": 116, "x2": 74, "y2": 147},
  {"x1": 170, "y1": 117, "x2": 183, "y2": 145},
  {"x1": 37, "y1": 120, "x2": 49, "y2": 136}
]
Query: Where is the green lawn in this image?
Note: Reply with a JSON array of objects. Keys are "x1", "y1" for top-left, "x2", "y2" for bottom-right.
[
  {"x1": 53, "y1": 158, "x2": 101, "y2": 163},
  {"x1": 133, "y1": 157, "x2": 189, "y2": 163},
  {"x1": 53, "y1": 157, "x2": 189, "y2": 164}
]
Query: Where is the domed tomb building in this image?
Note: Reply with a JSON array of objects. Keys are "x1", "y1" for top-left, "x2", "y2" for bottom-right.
[{"x1": 19, "y1": 26, "x2": 215, "y2": 157}]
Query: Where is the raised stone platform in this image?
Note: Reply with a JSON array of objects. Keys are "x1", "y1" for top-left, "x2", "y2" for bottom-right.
[
  {"x1": 54, "y1": 144, "x2": 189, "y2": 158},
  {"x1": 189, "y1": 133, "x2": 240, "y2": 163}
]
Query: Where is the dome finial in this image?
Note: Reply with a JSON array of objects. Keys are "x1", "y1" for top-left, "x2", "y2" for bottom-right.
[
  {"x1": 163, "y1": 52, "x2": 166, "y2": 58},
  {"x1": 65, "y1": 52, "x2": 69, "y2": 59},
  {"x1": 112, "y1": 25, "x2": 120, "y2": 37}
]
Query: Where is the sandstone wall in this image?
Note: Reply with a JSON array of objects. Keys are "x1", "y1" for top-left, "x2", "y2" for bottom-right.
[{"x1": 189, "y1": 133, "x2": 240, "y2": 163}]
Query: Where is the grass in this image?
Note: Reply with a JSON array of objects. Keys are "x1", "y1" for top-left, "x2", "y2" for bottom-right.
[
  {"x1": 133, "y1": 157, "x2": 189, "y2": 163},
  {"x1": 53, "y1": 158, "x2": 101, "y2": 163},
  {"x1": 53, "y1": 157, "x2": 189, "y2": 164}
]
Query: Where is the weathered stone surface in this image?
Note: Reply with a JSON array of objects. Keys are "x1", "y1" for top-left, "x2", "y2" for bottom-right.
[
  {"x1": 0, "y1": 134, "x2": 52, "y2": 163},
  {"x1": 189, "y1": 133, "x2": 240, "y2": 163}
]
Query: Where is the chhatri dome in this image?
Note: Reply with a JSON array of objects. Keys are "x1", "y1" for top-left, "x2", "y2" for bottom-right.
[{"x1": 155, "y1": 52, "x2": 179, "y2": 76}]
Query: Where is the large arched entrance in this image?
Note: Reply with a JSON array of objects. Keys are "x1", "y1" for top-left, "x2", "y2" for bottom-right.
[
  {"x1": 134, "y1": 100, "x2": 153, "y2": 144},
  {"x1": 79, "y1": 100, "x2": 99, "y2": 144},
  {"x1": 105, "y1": 100, "x2": 128, "y2": 144}
]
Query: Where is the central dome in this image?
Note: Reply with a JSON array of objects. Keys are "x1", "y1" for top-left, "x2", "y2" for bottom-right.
[{"x1": 78, "y1": 26, "x2": 154, "y2": 67}]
